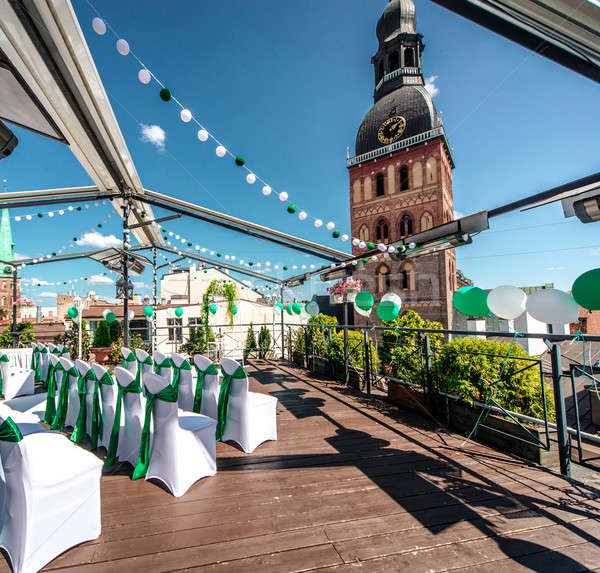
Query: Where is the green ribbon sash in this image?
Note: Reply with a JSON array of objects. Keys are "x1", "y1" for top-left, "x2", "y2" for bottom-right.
[
  {"x1": 71, "y1": 369, "x2": 97, "y2": 444},
  {"x1": 44, "y1": 361, "x2": 63, "y2": 424},
  {"x1": 44, "y1": 358, "x2": 57, "y2": 391},
  {"x1": 122, "y1": 351, "x2": 137, "y2": 370},
  {"x1": 154, "y1": 357, "x2": 172, "y2": 375},
  {"x1": 193, "y1": 363, "x2": 218, "y2": 414},
  {"x1": 131, "y1": 383, "x2": 178, "y2": 480},
  {"x1": 51, "y1": 366, "x2": 78, "y2": 431},
  {"x1": 30, "y1": 347, "x2": 38, "y2": 379},
  {"x1": 105, "y1": 375, "x2": 142, "y2": 467},
  {"x1": 216, "y1": 365, "x2": 247, "y2": 441},
  {"x1": 50, "y1": 347, "x2": 60, "y2": 355},
  {"x1": 171, "y1": 358, "x2": 191, "y2": 396},
  {"x1": 135, "y1": 355, "x2": 153, "y2": 391},
  {"x1": 0, "y1": 354, "x2": 9, "y2": 399},
  {"x1": 0, "y1": 417, "x2": 23, "y2": 442}
]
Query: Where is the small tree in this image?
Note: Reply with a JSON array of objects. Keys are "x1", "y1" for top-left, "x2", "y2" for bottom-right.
[
  {"x1": 109, "y1": 320, "x2": 123, "y2": 343},
  {"x1": 244, "y1": 323, "x2": 258, "y2": 359},
  {"x1": 0, "y1": 321, "x2": 36, "y2": 347},
  {"x1": 180, "y1": 324, "x2": 215, "y2": 356},
  {"x1": 258, "y1": 326, "x2": 271, "y2": 358},
  {"x1": 93, "y1": 320, "x2": 112, "y2": 347}
]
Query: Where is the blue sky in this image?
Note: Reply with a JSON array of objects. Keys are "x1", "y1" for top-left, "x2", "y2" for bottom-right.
[{"x1": 1, "y1": 0, "x2": 599, "y2": 305}]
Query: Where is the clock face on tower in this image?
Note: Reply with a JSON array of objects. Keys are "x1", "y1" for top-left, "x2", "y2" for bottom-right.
[{"x1": 377, "y1": 115, "x2": 406, "y2": 144}]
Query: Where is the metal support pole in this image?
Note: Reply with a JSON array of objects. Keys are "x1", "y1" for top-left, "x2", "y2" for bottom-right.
[
  {"x1": 78, "y1": 302, "x2": 83, "y2": 359},
  {"x1": 152, "y1": 245, "x2": 157, "y2": 354},
  {"x1": 280, "y1": 285, "x2": 285, "y2": 360},
  {"x1": 424, "y1": 335, "x2": 433, "y2": 403},
  {"x1": 551, "y1": 343, "x2": 571, "y2": 477},
  {"x1": 11, "y1": 269, "x2": 17, "y2": 348},
  {"x1": 122, "y1": 197, "x2": 131, "y2": 347},
  {"x1": 343, "y1": 301, "x2": 349, "y2": 385},
  {"x1": 363, "y1": 330, "x2": 371, "y2": 397},
  {"x1": 304, "y1": 327, "x2": 309, "y2": 369}
]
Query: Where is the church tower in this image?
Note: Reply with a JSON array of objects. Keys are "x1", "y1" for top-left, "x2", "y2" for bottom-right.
[{"x1": 348, "y1": 0, "x2": 456, "y2": 328}]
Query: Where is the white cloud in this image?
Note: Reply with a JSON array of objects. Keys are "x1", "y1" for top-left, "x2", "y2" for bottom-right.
[
  {"x1": 424, "y1": 75, "x2": 439, "y2": 98},
  {"x1": 453, "y1": 210, "x2": 464, "y2": 220},
  {"x1": 132, "y1": 281, "x2": 150, "y2": 289},
  {"x1": 590, "y1": 248, "x2": 600, "y2": 256},
  {"x1": 30, "y1": 278, "x2": 52, "y2": 286},
  {"x1": 89, "y1": 274, "x2": 115, "y2": 286},
  {"x1": 14, "y1": 252, "x2": 29, "y2": 260},
  {"x1": 39, "y1": 291, "x2": 57, "y2": 298},
  {"x1": 77, "y1": 232, "x2": 122, "y2": 249},
  {"x1": 140, "y1": 124, "x2": 166, "y2": 151},
  {"x1": 547, "y1": 266, "x2": 567, "y2": 271}
]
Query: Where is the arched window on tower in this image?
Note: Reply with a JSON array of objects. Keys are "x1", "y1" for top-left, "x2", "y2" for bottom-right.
[
  {"x1": 400, "y1": 166, "x2": 409, "y2": 191},
  {"x1": 376, "y1": 173, "x2": 385, "y2": 197},
  {"x1": 376, "y1": 219, "x2": 389, "y2": 243},
  {"x1": 377, "y1": 59, "x2": 384, "y2": 82},
  {"x1": 399, "y1": 214, "x2": 413, "y2": 237},
  {"x1": 426, "y1": 157, "x2": 438, "y2": 183},
  {"x1": 400, "y1": 263, "x2": 415, "y2": 290},
  {"x1": 388, "y1": 51, "x2": 399, "y2": 72},
  {"x1": 377, "y1": 264, "x2": 391, "y2": 293},
  {"x1": 420, "y1": 211, "x2": 433, "y2": 231},
  {"x1": 404, "y1": 47, "x2": 414, "y2": 67},
  {"x1": 359, "y1": 225, "x2": 370, "y2": 241}
]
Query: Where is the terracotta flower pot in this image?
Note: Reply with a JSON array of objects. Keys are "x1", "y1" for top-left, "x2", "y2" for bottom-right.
[{"x1": 91, "y1": 347, "x2": 111, "y2": 365}]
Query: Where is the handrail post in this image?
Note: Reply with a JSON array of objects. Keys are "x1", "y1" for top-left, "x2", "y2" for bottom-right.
[
  {"x1": 424, "y1": 335, "x2": 434, "y2": 404},
  {"x1": 363, "y1": 330, "x2": 371, "y2": 397},
  {"x1": 304, "y1": 327, "x2": 309, "y2": 369},
  {"x1": 551, "y1": 343, "x2": 571, "y2": 477}
]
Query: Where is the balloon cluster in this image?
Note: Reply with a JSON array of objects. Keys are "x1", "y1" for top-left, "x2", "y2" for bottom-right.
[
  {"x1": 352, "y1": 291, "x2": 401, "y2": 322},
  {"x1": 273, "y1": 300, "x2": 320, "y2": 317},
  {"x1": 453, "y1": 267, "x2": 600, "y2": 325},
  {"x1": 102, "y1": 309, "x2": 117, "y2": 324}
]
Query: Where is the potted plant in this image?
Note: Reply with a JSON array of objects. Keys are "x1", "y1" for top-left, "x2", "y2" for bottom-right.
[
  {"x1": 258, "y1": 326, "x2": 271, "y2": 359},
  {"x1": 91, "y1": 320, "x2": 112, "y2": 364},
  {"x1": 327, "y1": 277, "x2": 361, "y2": 305}
]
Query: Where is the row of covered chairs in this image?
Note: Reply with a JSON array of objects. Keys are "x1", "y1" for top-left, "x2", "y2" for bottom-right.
[{"x1": 30, "y1": 342, "x2": 70, "y2": 387}]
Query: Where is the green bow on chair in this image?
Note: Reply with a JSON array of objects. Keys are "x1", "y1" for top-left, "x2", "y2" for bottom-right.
[
  {"x1": 136, "y1": 354, "x2": 153, "y2": 389},
  {"x1": 71, "y1": 369, "x2": 97, "y2": 444},
  {"x1": 50, "y1": 346, "x2": 60, "y2": 355},
  {"x1": 51, "y1": 365, "x2": 78, "y2": 431},
  {"x1": 39, "y1": 346, "x2": 48, "y2": 383},
  {"x1": 171, "y1": 358, "x2": 191, "y2": 396},
  {"x1": 30, "y1": 347, "x2": 39, "y2": 382},
  {"x1": 193, "y1": 362, "x2": 218, "y2": 414},
  {"x1": 154, "y1": 356, "x2": 172, "y2": 375},
  {"x1": 105, "y1": 374, "x2": 143, "y2": 467},
  {"x1": 44, "y1": 356, "x2": 57, "y2": 391},
  {"x1": 0, "y1": 354, "x2": 9, "y2": 399},
  {"x1": 0, "y1": 417, "x2": 23, "y2": 442},
  {"x1": 215, "y1": 364, "x2": 247, "y2": 442},
  {"x1": 131, "y1": 383, "x2": 178, "y2": 481},
  {"x1": 44, "y1": 360, "x2": 63, "y2": 424}
]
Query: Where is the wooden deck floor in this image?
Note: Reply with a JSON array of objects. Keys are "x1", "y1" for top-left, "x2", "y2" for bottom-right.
[{"x1": 7, "y1": 359, "x2": 600, "y2": 572}]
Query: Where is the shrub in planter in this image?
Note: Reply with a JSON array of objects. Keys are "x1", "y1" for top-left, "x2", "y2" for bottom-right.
[
  {"x1": 327, "y1": 330, "x2": 378, "y2": 375},
  {"x1": 306, "y1": 313, "x2": 338, "y2": 358},
  {"x1": 244, "y1": 323, "x2": 258, "y2": 359},
  {"x1": 108, "y1": 332, "x2": 148, "y2": 364},
  {"x1": 93, "y1": 320, "x2": 112, "y2": 348},
  {"x1": 180, "y1": 325, "x2": 215, "y2": 355},
  {"x1": 258, "y1": 326, "x2": 271, "y2": 358},
  {"x1": 436, "y1": 337, "x2": 554, "y2": 421}
]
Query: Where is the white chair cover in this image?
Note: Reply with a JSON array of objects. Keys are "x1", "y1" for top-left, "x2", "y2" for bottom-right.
[
  {"x1": 38, "y1": 345, "x2": 49, "y2": 387},
  {"x1": 0, "y1": 352, "x2": 34, "y2": 400},
  {"x1": 171, "y1": 353, "x2": 194, "y2": 412},
  {"x1": 134, "y1": 348, "x2": 153, "y2": 390},
  {"x1": 74, "y1": 360, "x2": 95, "y2": 438},
  {"x1": 192, "y1": 355, "x2": 219, "y2": 419},
  {"x1": 121, "y1": 347, "x2": 138, "y2": 378},
  {"x1": 0, "y1": 414, "x2": 102, "y2": 573},
  {"x1": 153, "y1": 351, "x2": 173, "y2": 384},
  {"x1": 58, "y1": 344, "x2": 70, "y2": 359},
  {"x1": 136, "y1": 372, "x2": 216, "y2": 497},
  {"x1": 57, "y1": 357, "x2": 79, "y2": 429},
  {"x1": 220, "y1": 357, "x2": 278, "y2": 453},
  {"x1": 91, "y1": 363, "x2": 119, "y2": 450},
  {"x1": 113, "y1": 367, "x2": 146, "y2": 467},
  {"x1": 47, "y1": 343, "x2": 56, "y2": 355}
]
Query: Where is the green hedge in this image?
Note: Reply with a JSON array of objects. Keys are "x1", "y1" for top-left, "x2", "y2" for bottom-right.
[
  {"x1": 327, "y1": 330, "x2": 378, "y2": 372},
  {"x1": 435, "y1": 337, "x2": 554, "y2": 421}
]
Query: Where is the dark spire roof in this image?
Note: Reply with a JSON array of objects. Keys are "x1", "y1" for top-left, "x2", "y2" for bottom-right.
[{"x1": 376, "y1": 0, "x2": 417, "y2": 43}]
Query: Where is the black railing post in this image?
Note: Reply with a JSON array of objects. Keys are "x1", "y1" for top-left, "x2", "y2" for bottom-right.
[
  {"x1": 304, "y1": 327, "x2": 309, "y2": 369},
  {"x1": 424, "y1": 335, "x2": 434, "y2": 406},
  {"x1": 551, "y1": 343, "x2": 571, "y2": 477},
  {"x1": 363, "y1": 330, "x2": 371, "y2": 397}
]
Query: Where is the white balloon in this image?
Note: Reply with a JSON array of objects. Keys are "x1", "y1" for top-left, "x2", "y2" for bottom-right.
[
  {"x1": 197, "y1": 129, "x2": 209, "y2": 142},
  {"x1": 341, "y1": 234, "x2": 349, "y2": 242},
  {"x1": 116, "y1": 39, "x2": 130, "y2": 56},
  {"x1": 180, "y1": 109, "x2": 192, "y2": 123},
  {"x1": 359, "y1": 241, "x2": 366, "y2": 249},
  {"x1": 352, "y1": 238, "x2": 360, "y2": 246},
  {"x1": 102, "y1": 309, "x2": 110, "y2": 319},
  {"x1": 488, "y1": 285, "x2": 527, "y2": 320},
  {"x1": 128, "y1": 309, "x2": 135, "y2": 321},
  {"x1": 246, "y1": 173, "x2": 256, "y2": 184},
  {"x1": 138, "y1": 69, "x2": 151, "y2": 84},
  {"x1": 215, "y1": 145, "x2": 227, "y2": 157},
  {"x1": 92, "y1": 17, "x2": 106, "y2": 35},
  {"x1": 526, "y1": 288, "x2": 579, "y2": 325},
  {"x1": 381, "y1": 293, "x2": 402, "y2": 312},
  {"x1": 377, "y1": 243, "x2": 387, "y2": 251},
  {"x1": 354, "y1": 302, "x2": 372, "y2": 317}
]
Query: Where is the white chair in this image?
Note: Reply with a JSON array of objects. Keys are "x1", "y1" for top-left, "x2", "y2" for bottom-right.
[
  {"x1": 109, "y1": 367, "x2": 146, "y2": 467},
  {"x1": 0, "y1": 352, "x2": 34, "y2": 400},
  {"x1": 72, "y1": 360, "x2": 96, "y2": 443},
  {"x1": 58, "y1": 344, "x2": 70, "y2": 359},
  {"x1": 153, "y1": 351, "x2": 173, "y2": 384},
  {"x1": 135, "y1": 372, "x2": 216, "y2": 497},
  {"x1": 42, "y1": 354, "x2": 61, "y2": 425},
  {"x1": 134, "y1": 348, "x2": 153, "y2": 389},
  {"x1": 47, "y1": 343, "x2": 57, "y2": 355},
  {"x1": 192, "y1": 355, "x2": 220, "y2": 419},
  {"x1": 91, "y1": 363, "x2": 119, "y2": 451},
  {"x1": 172, "y1": 353, "x2": 194, "y2": 412},
  {"x1": 51, "y1": 357, "x2": 79, "y2": 431},
  {"x1": 219, "y1": 357, "x2": 278, "y2": 453},
  {"x1": 38, "y1": 345, "x2": 50, "y2": 387},
  {"x1": 121, "y1": 347, "x2": 138, "y2": 377},
  {"x1": 0, "y1": 413, "x2": 102, "y2": 573}
]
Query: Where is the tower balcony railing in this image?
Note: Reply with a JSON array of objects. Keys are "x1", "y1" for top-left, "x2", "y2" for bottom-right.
[
  {"x1": 347, "y1": 127, "x2": 452, "y2": 167},
  {"x1": 375, "y1": 67, "x2": 422, "y2": 91}
]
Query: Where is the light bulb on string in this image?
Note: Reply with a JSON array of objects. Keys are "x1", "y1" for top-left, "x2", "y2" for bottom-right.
[
  {"x1": 215, "y1": 145, "x2": 227, "y2": 158},
  {"x1": 197, "y1": 129, "x2": 209, "y2": 142}
]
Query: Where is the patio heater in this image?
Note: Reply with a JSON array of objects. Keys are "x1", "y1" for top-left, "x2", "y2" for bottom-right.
[{"x1": 72, "y1": 294, "x2": 91, "y2": 359}]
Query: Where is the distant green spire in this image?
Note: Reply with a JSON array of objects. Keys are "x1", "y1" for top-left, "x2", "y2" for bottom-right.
[{"x1": 0, "y1": 179, "x2": 14, "y2": 277}]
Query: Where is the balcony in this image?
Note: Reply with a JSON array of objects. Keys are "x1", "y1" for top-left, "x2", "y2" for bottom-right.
[{"x1": 375, "y1": 67, "x2": 422, "y2": 91}]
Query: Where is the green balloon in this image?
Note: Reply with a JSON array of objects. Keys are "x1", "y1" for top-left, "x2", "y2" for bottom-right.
[
  {"x1": 286, "y1": 304, "x2": 293, "y2": 315},
  {"x1": 453, "y1": 286, "x2": 490, "y2": 317},
  {"x1": 232, "y1": 305, "x2": 238, "y2": 315},
  {"x1": 305, "y1": 301, "x2": 319, "y2": 316},
  {"x1": 572, "y1": 268, "x2": 600, "y2": 311},
  {"x1": 376, "y1": 300, "x2": 399, "y2": 322},
  {"x1": 275, "y1": 302, "x2": 284, "y2": 311},
  {"x1": 209, "y1": 303, "x2": 218, "y2": 315},
  {"x1": 143, "y1": 305, "x2": 153, "y2": 318},
  {"x1": 355, "y1": 291, "x2": 374, "y2": 311},
  {"x1": 292, "y1": 302, "x2": 302, "y2": 315},
  {"x1": 67, "y1": 306, "x2": 78, "y2": 319},
  {"x1": 106, "y1": 311, "x2": 116, "y2": 324},
  {"x1": 174, "y1": 307, "x2": 183, "y2": 317}
]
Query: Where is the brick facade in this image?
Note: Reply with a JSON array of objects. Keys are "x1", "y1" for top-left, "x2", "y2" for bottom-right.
[
  {"x1": 0, "y1": 274, "x2": 19, "y2": 316},
  {"x1": 348, "y1": 139, "x2": 456, "y2": 328}
]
